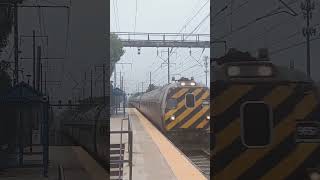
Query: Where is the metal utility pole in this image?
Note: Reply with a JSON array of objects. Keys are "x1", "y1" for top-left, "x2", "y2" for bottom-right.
[
  {"x1": 82, "y1": 72, "x2": 86, "y2": 98},
  {"x1": 119, "y1": 71, "x2": 122, "y2": 90},
  {"x1": 141, "y1": 82, "x2": 144, "y2": 93},
  {"x1": 36, "y1": 46, "x2": 41, "y2": 91},
  {"x1": 121, "y1": 76, "x2": 124, "y2": 91},
  {"x1": 204, "y1": 56, "x2": 209, "y2": 87},
  {"x1": 149, "y1": 72, "x2": 152, "y2": 86},
  {"x1": 167, "y1": 48, "x2": 170, "y2": 84},
  {"x1": 14, "y1": 2, "x2": 19, "y2": 85},
  {"x1": 40, "y1": 63, "x2": 43, "y2": 93},
  {"x1": 114, "y1": 64, "x2": 117, "y2": 88},
  {"x1": 103, "y1": 63, "x2": 106, "y2": 105},
  {"x1": 44, "y1": 64, "x2": 47, "y2": 95},
  {"x1": 32, "y1": 30, "x2": 36, "y2": 88},
  {"x1": 290, "y1": 60, "x2": 295, "y2": 70},
  {"x1": 301, "y1": 0, "x2": 316, "y2": 77},
  {"x1": 114, "y1": 62, "x2": 132, "y2": 88},
  {"x1": 90, "y1": 70, "x2": 93, "y2": 100}
]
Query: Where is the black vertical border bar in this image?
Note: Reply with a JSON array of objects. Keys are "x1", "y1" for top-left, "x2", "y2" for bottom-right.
[
  {"x1": 106, "y1": 0, "x2": 111, "y2": 177},
  {"x1": 210, "y1": 0, "x2": 214, "y2": 179}
]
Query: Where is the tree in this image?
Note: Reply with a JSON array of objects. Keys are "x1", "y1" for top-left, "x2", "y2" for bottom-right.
[
  {"x1": 0, "y1": 1, "x2": 25, "y2": 55},
  {"x1": 0, "y1": 61, "x2": 11, "y2": 94},
  {"x1": 110, "y1": 33, "x2": 124, "y2": 76},
  {"x1": 0, "y1": 6, "x2": 13, "y2": 55}
]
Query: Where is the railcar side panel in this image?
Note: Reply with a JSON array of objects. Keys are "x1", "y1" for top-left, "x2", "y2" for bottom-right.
[{"x1": 212, "y1": 81, "x2": 320, "y2": 179}]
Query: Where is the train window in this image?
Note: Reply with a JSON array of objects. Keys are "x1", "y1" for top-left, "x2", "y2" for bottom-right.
[
  {"x1": 167, "y1": 99, "x2": 178, "y2": 110},
  {"x1": 186, "y1": 93, "x2": 195, "y2": 108},
  {"x1": 240, "y1": 102, "x2": 272, "y2": 147}
]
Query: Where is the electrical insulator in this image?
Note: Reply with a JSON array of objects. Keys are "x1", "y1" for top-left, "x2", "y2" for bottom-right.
[{"x1": 138, "y1": 47, "x2": 141, "y2": 55}]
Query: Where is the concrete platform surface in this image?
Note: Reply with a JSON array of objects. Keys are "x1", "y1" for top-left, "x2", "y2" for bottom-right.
[
  {"x1": 110, "y1": 108, "x2": 207, "y2": 180},
  {"x1": 0, "y1": 146, "x2": 108, "y2": 180}
]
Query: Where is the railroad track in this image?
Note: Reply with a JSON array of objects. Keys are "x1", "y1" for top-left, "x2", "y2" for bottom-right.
[{"x1": 181, "y1": 148, "x2": 210, "y2": 179}]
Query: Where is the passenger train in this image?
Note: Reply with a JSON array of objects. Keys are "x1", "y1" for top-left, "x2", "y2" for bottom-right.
[
  {"x1": 129, "y1": 77, "x2": 210, "y2": 145},
  {"x1": 212, "y1": 48, "x2": 320, "y2": 179}
]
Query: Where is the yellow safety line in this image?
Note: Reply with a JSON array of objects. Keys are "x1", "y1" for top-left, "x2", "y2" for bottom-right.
[
  {"x1": 131, "y1": 108, "x2": 207, "y2": 180},
  {"x1": 72, "y1": 146, "x2": 108, "y2": 180}
]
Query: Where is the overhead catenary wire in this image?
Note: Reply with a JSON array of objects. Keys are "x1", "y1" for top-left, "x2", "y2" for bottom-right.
[
  {"x1": 270, "y1": 36, "x2": 320, "y2": 56},
  {"x1": 150, "y1": 0, "x2": 210, "y2": 78},
  {"x1": 112, "y1": 0, "x2": 120, "y2": 31},
  {"x1": 134, "y1": 0, "x2": 138, "y2": 33},
  {"x1": 147, "y1": 0, "x2": 209, "y2": 72},
  {"x1": 215, "y1": 0, "x2": 300, "y2": 40}
]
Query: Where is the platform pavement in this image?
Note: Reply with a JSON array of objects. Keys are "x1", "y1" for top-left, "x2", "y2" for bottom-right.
[
  {"x1": 110, "y1": 109, "x2": 176, "y2": 180},
  {"x1": 0, "y1": 146, "x2": 108, "y2": 180}
]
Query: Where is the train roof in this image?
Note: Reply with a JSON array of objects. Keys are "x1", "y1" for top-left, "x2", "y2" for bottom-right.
[
  {"x1": 130, "y1": 78, "x2": 208, "y2": 101},
  {"x1": 212, "y1": 49, "x2": 313, "y2": 83},
  {"x1": 212, "y1": 61, "x2": 312, "y2": 82}
]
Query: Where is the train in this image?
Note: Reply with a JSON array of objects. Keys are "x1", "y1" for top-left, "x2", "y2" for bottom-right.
[
  {"x1": 57, "y1": 101, "x2": 109, "y2": 171},
  {"x1": 212, "y1": 48, "x2": 320, "y2": 179},
  {"x1": 129, "y1": 77, "x2": 210, "y2": 146}
]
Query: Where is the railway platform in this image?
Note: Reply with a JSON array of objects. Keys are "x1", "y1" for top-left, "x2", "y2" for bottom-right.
[
  {"x1": 110, "y1": 108, "x2": 207, "y2": 180},
  {"x1": 0, "y1": 146, "x2": 108, "y2": 180}
]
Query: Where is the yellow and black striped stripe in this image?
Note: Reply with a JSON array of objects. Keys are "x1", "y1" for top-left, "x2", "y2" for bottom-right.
[
  {"x1": 212, "y1": 83, "x2": 320, "y2": 179},
  {"x1": 164, "y1": 87, "x2": 210, "y2": 131}
]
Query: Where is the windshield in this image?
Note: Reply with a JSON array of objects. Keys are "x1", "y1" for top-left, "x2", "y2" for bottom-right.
[
  {"x1": 167, "y1": 99, "x2": 178, "y2": 109},
  {"x1": 185, "y1": 93, "x2": 195, "y2": 108}
]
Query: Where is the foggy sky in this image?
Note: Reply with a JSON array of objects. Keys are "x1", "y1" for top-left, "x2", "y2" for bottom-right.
[
  {"x1": 3, "y1": 0, "x2": 108, "y2": 102},
  {"x1": 212, "y1": 0, "x2": 320, "y2": 81},
  {"x1": 110, "y1": 0, "x2": 210, "y2": 94},
  {"x1": 2, "y1": 0, "x2": 210, "y2": 102}
]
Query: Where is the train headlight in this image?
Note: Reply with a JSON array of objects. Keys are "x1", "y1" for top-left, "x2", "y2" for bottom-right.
[
  {"x1": 181, "y1": 82, "x2": 186, "y2": 86},
  {"x1": 206, "y1": 115, "x2": 210, "y2": 120},
  {"x1": 257, "y1": 66, "x2": 273, "y2": 76},
  {"x1": 227, "y1": 66, "x2": 241, "y2": 77},
  {"x1": 190, "y1": 82, "x2": 196, "y2": 86},
  {"x1": 170, "y1": 116, "x2": 175, "y2": 121}
]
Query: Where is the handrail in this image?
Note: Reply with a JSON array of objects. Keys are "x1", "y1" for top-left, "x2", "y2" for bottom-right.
[
  {"x1": 110, "y1": 114, "x2": 133, "y2": 180},
  {"x1": 58, "y1": 164, "x2": 65, "y2": 180}
]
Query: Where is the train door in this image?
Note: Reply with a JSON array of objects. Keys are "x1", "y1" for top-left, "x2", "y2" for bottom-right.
[{"x1": 212, "y1": 81, "x2": 320, "y2": 179}]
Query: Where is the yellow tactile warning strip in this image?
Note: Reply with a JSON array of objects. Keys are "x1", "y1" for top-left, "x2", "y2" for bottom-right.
[
  {"x1": 72, "y1": 146, "x2": 108, "y2": 180},
  {"x1": 131, "y1": 108, "x2": 207, "y2": 180}
]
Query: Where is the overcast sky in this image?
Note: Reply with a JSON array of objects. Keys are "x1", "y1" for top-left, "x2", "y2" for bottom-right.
[
  {"x1": 212, "y1": 0, "x2": 320, "y2": 81},
  {"x1": 1, "y1": 0, "x2": 108, "y2": 102},
  {"x1": 110, "y1": 0, "x2": 210, "y2": 94},
  {"x1": 1, "y1": 0, "x2": 210, "y2": 101}
]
